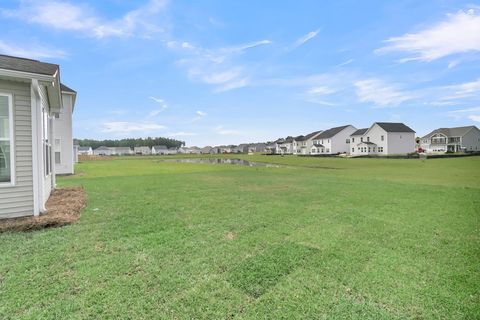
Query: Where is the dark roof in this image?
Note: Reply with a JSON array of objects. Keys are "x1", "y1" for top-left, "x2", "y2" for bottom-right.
[
  {"x1": 78, "y1": 146, "x2": 91, "y2": 151},
  {"x1": 95, "y1": 146, "x2": 110, "y2": 150},
  {"x1": 375, "y1": 122, "x2": 415, "y2": 133},
  {"x1": 358, "y1": 141, "x2": 377, "y2": 145},
  {"x1": 315, "y1": 125, "x2": 352, "y2": 139},
  {"x1": 351, "y1": 128, "x2": 368, "y2": 136},
  {"x1": 304, "y1": 130, "x2": 323, "y2": 140},
  {"x1": 294, "y1": 135, "x2": 306, "y2": 141},
  {"x1": 0, "y1": 54, "x2": 59, "y2": 76},
  {"x1": 60, "y1": 83, "x2": 76, "y2": 93},
  {"x1": 421, "y1": 126, "x2": 478, "y2": 139},
  {"x1": 313, "y1": 144, "x2": 324, "y2": 148},
  {"x1": 283, "y1": 136, "x2": 294, "y2": 143}
]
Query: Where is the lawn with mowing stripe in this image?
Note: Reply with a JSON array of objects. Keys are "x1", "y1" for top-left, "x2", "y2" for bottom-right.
[{"x1": 1, "y1": 155, "x2": 479, "y2": 319}]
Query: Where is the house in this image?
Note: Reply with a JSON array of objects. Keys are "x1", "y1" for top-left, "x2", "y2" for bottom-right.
[
  {"x1": 189, "y1": 146, "x2": 201, "y2": 154},
  {"x1": 294, "y1": 131, "x2": 322, "y2": 155},
  {"x1": 110, "y1": 147, "x2": 133, "y2": 156},
  {"x1": 53, "y1": 84, "x2": 77, "y2": 175},
  {"x1": 78, "y1": 146, "x2": 93, "y2": 155},
  {"x1": 420, "y1": 126, "x2": 480, "y2": 153},
  {"x1": 94, "y1": 146, "x2": 112, "y2": 156},
  {"x1": 200, "y1": 146, "x2": 212, "y2": 154},
  {"x1": 0, "y1": 54, "x2": 74, "y2": 218},
  {"x1": 278, "y1": 136, "x2": 294, "y2": 154},
  {"x1": 349, "y1": 122, "x2": 415, "y2": 156},
  {"x1": 152, "y1": 145, "x2": 168, "y2": 155},
  {"x1": 167, "y1": 147, "x2": 178, "y2": 154},
  {"x1": 134, "y1": 146, "x2": 151, "y2": 155},
  {"x1": 233, "y1": 144, "x2": 249, "y2": 154},
  {"x1": 268, "y1": 138, "x2": 285, "y2": 154},
  {"x1": 249, "y1": 143, "x2": 267, "y2": 153},
  {"x1": 311, "y1": 125, "x2": 357, "y2": 155}
]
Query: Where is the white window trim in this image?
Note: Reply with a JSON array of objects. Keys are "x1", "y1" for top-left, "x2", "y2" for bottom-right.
[{"x1": 0, "y1": 92, "x2": 16, "y2": 188}]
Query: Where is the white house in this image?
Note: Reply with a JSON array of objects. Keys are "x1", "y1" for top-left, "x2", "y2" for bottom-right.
[
  {"x1": 94, "y1": 146, "x2": 112, "y2": 156},
  {"x1": 349, "y1": 122, "x2": 415, "y2": 156},
  {"x1": 0, "y1": 54, "x2": 73, "y2": 218},
  {"x1": 310, "y1": 125, "x2": 357, "y2": 155},
  {"x1": 420, "y1": 126, "x2": 480, "y2": 153},
  {"x1": 78, "y1": 146, "x2": 93, "y2": 155},
  {"x1": 134, "y1": 146, "x2": 151, "y2": 155},
  {"x1": 278, "y1": 137, "x2": 294, "y2": 154},
  {"x1": 294, "y1": 131, "x2": 322, "y2": 155},
  {"x1": 152, "y1": 145, "x2": 168, "y2": 155},
  {"x1": 53, "y1": 84, "x2": 77, "y2": 175},
  {"x1": 110, "y1": 147, "x2": 133, "y2": 156}
]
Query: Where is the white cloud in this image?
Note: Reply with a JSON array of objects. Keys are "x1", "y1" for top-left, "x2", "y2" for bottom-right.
[
  {"x1": 355, "y1": 78, "x2": 412, "y2": 107},
  {"x1": 337, "y1": 59, "x2": 354, "y2": 67},
  {"x1": 171, "y1": 38, "x2": 271, "y2": 92},
  {"x1": 307, "y1": 86, "x2": 336, "y2": 95},
  {"x1": 376, "y1": 9, "x2": 480, "y2": 62},
  {"x1": 430, "y1": 79, "x2": 480, "y2": 104},
  {"x1": 2, "y1": 0, "x2": 168, "y2": 39},
  {"x1": 189, "y1": 110, "x2": 207, "y2": 123},
  {"x1": 214, "y1": 125, "x2": 241, "y2": 135},
  {"x1": 292, "y1": 29, "x2": 320, "y2": 49},
  {"x1": 0, "y1": 40, "x2": 67, "y2": 59},
  {"x1": 168, "y1": 131, "x2": 197, "y2": 137},
  {"x1": 148, "y1": 96, "x2": 167, "y2": 117},
  {"x1": 101, "y1": 121, "x2": 166, "y2": 133},
  {"x1": 469, "y1": 115, "x2": 480, "y2": 122}
]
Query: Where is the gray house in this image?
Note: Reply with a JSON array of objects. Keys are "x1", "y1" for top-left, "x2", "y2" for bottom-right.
[
  {"x1": 0, "y1": 55, "x2": 75, "y2": 218},
  {"x1": 420, "y1": 126, "x2": 480, "y2": 153}
]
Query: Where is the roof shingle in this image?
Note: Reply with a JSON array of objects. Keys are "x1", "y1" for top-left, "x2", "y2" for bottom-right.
[{"x1": 0, "y1": 54, "x2": 59, "y2": 76}]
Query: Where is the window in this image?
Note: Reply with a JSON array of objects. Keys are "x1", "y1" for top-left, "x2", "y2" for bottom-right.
[
  {"x1": 367, "y1": 137, "x2": 370, "y2": 142},
  {"x1": 0, "y1": 93, "x2": 14, "y2": 185},
  {"x1": 54, "y1": 113, "x2": 60, "y2": 119},
  {"x1": 55, "y1": 152, "x2": 61, "y2": 164},
  {"x1": 360, "y1": 137, "x2": 363, "y2": 142},
  {"x1": 42, "y1": 108, "x2": 52, "y2": 176},
  {"x1": 352, "y1": 137, "x2": 355, "y2": 142},
  {"x1": 352, "y1": 148, "x2": 354, "y2": 152},
  {"x1": 346, "y1": 138, "x2": 350, "y2": 143},
  {"x1": 381, "y1": 135, "x2": 384, "y2": 141},
  {"x1": 368, "y1": 147, "x2": 371, "y2": 152},
  {"x1": 378, "y1": 147, "x2": 384, "y2": 153}
]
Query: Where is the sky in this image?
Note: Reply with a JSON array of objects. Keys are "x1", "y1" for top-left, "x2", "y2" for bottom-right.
[{"x1": 1, "y1": 0, "x2": 480, "y2": 146}]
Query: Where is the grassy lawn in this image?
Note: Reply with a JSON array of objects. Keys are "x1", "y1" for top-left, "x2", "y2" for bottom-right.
[{"x1": 1, "y1": 155, "x2": 479, "y2": 319}]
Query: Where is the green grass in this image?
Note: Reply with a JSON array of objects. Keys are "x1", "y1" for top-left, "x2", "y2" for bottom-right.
[{"x1": 1, "y1": 155, "x2": 479, "y2": 319}]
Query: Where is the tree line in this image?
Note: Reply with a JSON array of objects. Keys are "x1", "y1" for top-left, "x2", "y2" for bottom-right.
[{"x1": 74, "y1": 137, "x2": 185, "y2": 149}]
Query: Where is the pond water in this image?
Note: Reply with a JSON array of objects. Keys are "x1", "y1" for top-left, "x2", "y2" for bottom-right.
[{"x1": 157, "y1": 158, "x2": 279, "y2": 167}]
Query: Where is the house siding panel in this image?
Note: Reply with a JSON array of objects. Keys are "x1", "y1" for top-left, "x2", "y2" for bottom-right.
[{"x1": 0, "y1": 79, "x2": 34, "y2": 218}]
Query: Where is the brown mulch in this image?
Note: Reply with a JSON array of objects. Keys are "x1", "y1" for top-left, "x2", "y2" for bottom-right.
[{"x1": 0, "y1": 186, "x2": 87, "y2": 232}]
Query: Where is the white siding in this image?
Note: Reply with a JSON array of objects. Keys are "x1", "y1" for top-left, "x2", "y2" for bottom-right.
[
  {"x1": 39, "y1": 86, "x2": 52, "y2": 204},
  {"x1": 53, "y1": 93, "x2": 74, "y2": 174},
  {"x1": 330, "y1": 126, "x2": 357, "y2": 154},
  {"x1": 0, "y1": 79, "x2": 34, "y2": 218},
  {"x1": 386, "y1": 132, "x2": 416, "y2": 154}
]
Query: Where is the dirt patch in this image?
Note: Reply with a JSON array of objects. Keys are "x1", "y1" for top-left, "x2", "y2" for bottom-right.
[
  {"x1": 0, "y1": 186, "x2": 87, "y2": 232},
  {"x1": 78, "y1": 155, "x2": 111, "y2": 161},
  {"x1": 225, "y1": 231, "x2": 236, "y2": 241}
]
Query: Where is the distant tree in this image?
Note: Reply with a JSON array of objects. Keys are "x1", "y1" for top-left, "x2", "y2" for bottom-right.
[{"x1": 74, "y1": 137, "x2": 184, "y2": 149}]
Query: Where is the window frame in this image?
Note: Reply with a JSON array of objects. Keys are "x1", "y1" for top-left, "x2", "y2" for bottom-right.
[{"x1": 0, "y1": 92, "x2": 16, "y2": 187}]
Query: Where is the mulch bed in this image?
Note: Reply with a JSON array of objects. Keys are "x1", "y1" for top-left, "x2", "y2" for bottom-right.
[{"x1": 0, "y1": 186, "x2": 87, "y2": 232}]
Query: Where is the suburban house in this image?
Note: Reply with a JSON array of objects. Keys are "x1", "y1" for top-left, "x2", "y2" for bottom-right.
[
  {"x1": 200, "y1": 146, "x2": 212, "y2": 154},
  {"x1": 420, "y1": 126, "x2": 480, "y2": 153},
  {"x1": 0, "y1": 54, "x2": 75, "y2": 218},
  {"x1": 110, "y1": 147, "x2": 133, "y2": 156},
  {"x1": 94, "y1": 146, "x2": 112, "y2": 156},
  {"x1": 233, "y1": 144, "x2": 249, "y2": 154},
  {"x1": 168, "y1": 147, "x2": 179, "y2": 154},
  {"x1": 151, "y1": 145, "x2": 168, "y2": 155},
  {"x1": 53, "y1": 84, "x2": 77, "y2": 175},
  {"x1": 349, "y1": 122, "x2": 415, "y2": 156},
  {"x1": 249, "y1": 143, "x2": 267, "y2": 153},
  {"x1": 78, "y1": 146, "x2": 93, "y2": 155},
  {"x1": 134, "y1": 146, "x2": 151, "y2": 155},
  {"x1": 278, "y1": 136, "x2": 295, "y2": 154},
  {"x1": 310, "y1": 125, "x2": 357, "y2": 154},
  {"x1": 295, "y1": 131, "x2": 322, "y2": 155}
]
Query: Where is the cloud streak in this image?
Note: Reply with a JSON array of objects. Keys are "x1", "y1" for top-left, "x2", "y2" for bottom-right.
[
  {"x1": 102, "y1": 121, "x2": 166, "y2": 133},
  {"x1": 0, "y1": 40, "x2": 67, "y2": 59},
  {"x1": 376, "y1": 9, "x2": 480, "y2": 62},
  {"x1": 2, "y1": 0, "x2": 168, "y2": 39},
  {"x1": 355, "y1": 78, "x2": 413, "y2": 107},
  {"x1": 292, "y1": 29, "x2": 320, "y2": 49}
]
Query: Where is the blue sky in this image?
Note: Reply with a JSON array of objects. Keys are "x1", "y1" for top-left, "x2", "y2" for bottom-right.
[{"x1": 1, "y1": 0, "x2": 480, "y2": 146}]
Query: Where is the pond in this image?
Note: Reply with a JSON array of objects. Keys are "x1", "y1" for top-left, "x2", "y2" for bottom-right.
[{"x1": 156, "y1": 158, "x2": 280, "y2": 167}]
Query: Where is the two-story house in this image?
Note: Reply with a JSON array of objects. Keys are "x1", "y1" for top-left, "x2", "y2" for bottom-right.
[
  {"x1": 420, "y1": 126, "x2": 480, "y2": 153},
  {"x1": 310, "y1": 125, "x2": 357, "y2": 155},
  {"x1": 349, "y1": 122, "x2": 415, "y2": 156}
]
